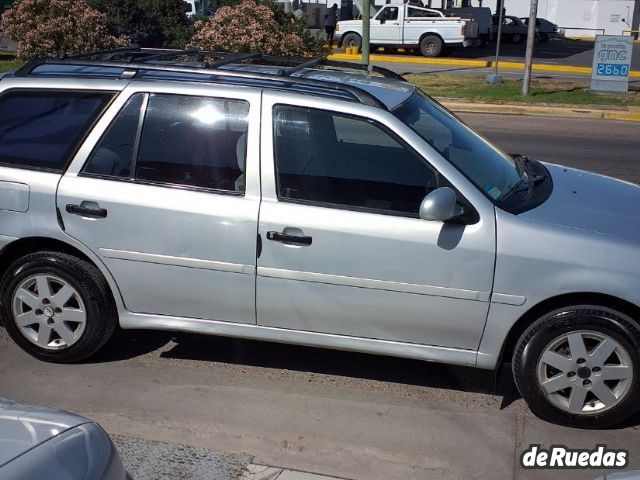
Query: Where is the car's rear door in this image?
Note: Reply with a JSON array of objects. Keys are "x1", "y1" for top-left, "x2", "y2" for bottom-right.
[
  {"x1": 57, "y1": 82, "x2": 261, "y2": 324},
  {"x1": 256, "y1": 92, "x2": 496, "y2": 351}
]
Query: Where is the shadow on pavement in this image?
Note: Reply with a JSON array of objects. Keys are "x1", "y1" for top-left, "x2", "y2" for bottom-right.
[{"x1": 94, "y1": 328, "x2": 504, "y2": 397}]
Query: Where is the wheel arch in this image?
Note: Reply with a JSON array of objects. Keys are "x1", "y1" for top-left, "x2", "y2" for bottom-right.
[
  {"x1": 419, "y1": 31, "x2": 444, "y2": 44},
  {"x1": 0, "y1": 236, "x2": 124, "y2": 313},
  {"x1": 498, "y1": 292, "x2": 640, "y2": 367}
]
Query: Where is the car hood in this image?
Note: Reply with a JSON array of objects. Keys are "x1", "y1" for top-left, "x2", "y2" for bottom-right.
[
  {"x1": 519, "y1": 163, "x2": 640, "y2": 244},
  {"x1": 0, "y1": 397, "x2": 88, "y2": 466}
]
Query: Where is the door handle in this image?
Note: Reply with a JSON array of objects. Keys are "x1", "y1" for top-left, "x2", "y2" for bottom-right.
[
  {"x1": 66, "y1": 202, "x2": 108, "y2": 219},
  {"x1": 266, "y1": 231, "x2": 312, "y2": 246}
]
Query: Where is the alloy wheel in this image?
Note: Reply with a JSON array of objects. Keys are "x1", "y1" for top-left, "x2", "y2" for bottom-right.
[
  {"x1": 11, "y1": 274, "x2": 87, "y2": 350},
  {"x1": 536, "y1": 330, "x2": 633, "y2": 415}
]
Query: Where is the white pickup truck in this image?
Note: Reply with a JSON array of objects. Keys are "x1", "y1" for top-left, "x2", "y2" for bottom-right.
[{"x1": 336, "y1": 4, "x2": 471, "y2": 57}]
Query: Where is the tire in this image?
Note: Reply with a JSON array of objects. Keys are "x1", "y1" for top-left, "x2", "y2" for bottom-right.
[
  {"x1": 0, "y1": 251, "x2": 117, "y2": 363},
  {"x1": 512, "y1": 33, "x2": 523, "y2": 44},
  {"x1": 341, "y1": 33, "x2": 362, "y2": 49},
  {"x1": 419, "y1": 35, "x2": 443, "y2": 57},
  {"x1": 512, "y1": 306, "x2": 640, "y2": 428},
  {"x1": 537, "y1": 32, "x2": 549, "y2": 43}
]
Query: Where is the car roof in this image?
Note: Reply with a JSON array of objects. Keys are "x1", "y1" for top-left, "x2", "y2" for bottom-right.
[
  {"x1": 225, "y1": 64, "x2": 415, "y2": 109},
  {"x1": 10, "y1": 50, "x2": 415, "y2": 111}
]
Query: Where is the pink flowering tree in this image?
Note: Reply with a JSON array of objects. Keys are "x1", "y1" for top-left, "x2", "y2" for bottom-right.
[
  {"x1": 1, "y1": 0, "x2": 129, "y2": 60},
  {"x1": 191, "y1": 0, "x2": 325, "y2": 56}
]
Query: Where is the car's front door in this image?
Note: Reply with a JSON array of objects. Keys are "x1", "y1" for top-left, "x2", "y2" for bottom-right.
[
  {"x1": 57, "y1": 84, "x2": 261, "y2": 324},
  {"x1": 256, "y1": 93, "x2": 496, "y2": 350},
  {"x1": 372, "y1": 6, "x2": 402, "y2": 44}
]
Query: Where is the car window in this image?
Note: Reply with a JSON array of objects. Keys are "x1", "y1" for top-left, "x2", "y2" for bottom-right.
[
  {"x1": 0, "y1": 90, "x2": 113, "y2": 171},
  {"x1": 83, "y1": 94, "x2": 144, "y2": 178},
  {"x1": 84, "y1": 93, "x2": 249, "y2": 192},
  {"x1": 273, "y1": 105, "x2": 439, "y2": 217},
  {"x1": 504, "y1": 17, "x2": 515, "y2": 25},
  {"x1": 378, "y1": 7, "x2": 398, "y2": 21}
]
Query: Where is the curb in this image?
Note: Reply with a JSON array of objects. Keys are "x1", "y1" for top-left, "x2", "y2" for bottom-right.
[
  {"x1": 439, "y1": 100, "x2": 640, "y2": 122},
  {"x1": 327, "y1": 53, "x2": 640, "y2": 77},
  {"x1": 329, "y1": 52, "x2": 490, "y2": 67}
]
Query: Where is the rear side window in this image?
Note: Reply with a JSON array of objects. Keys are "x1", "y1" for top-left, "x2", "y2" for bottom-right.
[
  {"x1": 82, "y1": 93, "x2": 250, "y2": 193},
  {"x1": 0, "y1": 90, "x2": 113, "y2": 171},
  {"x1": 135, "y1": 94, "x2": 249, "y2": 192}
]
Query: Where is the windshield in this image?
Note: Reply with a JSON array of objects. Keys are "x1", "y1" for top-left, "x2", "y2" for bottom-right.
[{"x1": 393, "y1": 91, "x2": 522, "y2": 202}]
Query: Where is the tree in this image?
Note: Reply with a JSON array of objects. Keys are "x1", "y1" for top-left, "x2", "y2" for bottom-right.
[
  {"x1": 87, "y1": 0, "x2": 192, "y2": 48},
  {"x1": 1, "y1": 0, "x2": 129, "y2": 60},
  {"x1": 190, "y1": 0, "x2": 325, "y2": 56}
]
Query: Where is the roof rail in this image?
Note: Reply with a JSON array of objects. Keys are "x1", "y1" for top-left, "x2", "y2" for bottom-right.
[
  {"x1": 13, "y1": 49, "x2": 408, "y2": 109},
  {"x1": 24, "y1": 48, "x2": 406, "y2": 80}
]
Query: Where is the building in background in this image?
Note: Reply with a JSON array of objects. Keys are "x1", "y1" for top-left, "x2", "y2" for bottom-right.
[
  {"x1": 479, "y1": 0, "x2": 638, "y2": 37},
  {"x1": 307, "y1": 0, "x2": 639, "y2": 38}
]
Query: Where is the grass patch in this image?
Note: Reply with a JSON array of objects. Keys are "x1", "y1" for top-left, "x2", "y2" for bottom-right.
[
  {"x1": 406, "y1": 73, "x2": 640, "y2": 107},
  {"x1": 0, "y1": 51, "x2": 22, "y2": 73}
]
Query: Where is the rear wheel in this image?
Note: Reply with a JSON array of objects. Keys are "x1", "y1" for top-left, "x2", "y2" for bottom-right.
[
  {"x1": 420, "y1": 35, "x2": 443, "y2": 57},
  {"x1": 513, "y1": 306, "x2": 640, "y2": 428},
  {"x1": 342, "y1": 33, "x2": 362, "y2": 49},
  {"x1": 512, "y1": 33, "x2": 524, "y2": 44},
  {"x1": 1, "y1": 251, "x2": 117, "y2": 363}
]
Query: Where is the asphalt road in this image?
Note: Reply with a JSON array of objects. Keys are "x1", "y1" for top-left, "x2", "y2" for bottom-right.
[
  {"x1": 1, "y1": 114, "x2": 639, "y2": 480},
  {"x1": 463, "y1": 112, "x2": 640, "y2": 185}
]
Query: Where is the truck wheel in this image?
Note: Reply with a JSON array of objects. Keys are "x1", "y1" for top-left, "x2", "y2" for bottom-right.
[
  {"x1": 1, "y1": 251, "x2": 117, "y2": 363},
  {"x1": 512, "y1": 306, "x2": 640, "y2": 428},
  {"x1": 537, "y1": 32, "x2": 549, "y2": 43},
  {"x1": 342, "y1": 33, "x2": 362, "y2": 49},
  {"x1": 420, "y1": 35, "x2": 443, "y2": 57}
]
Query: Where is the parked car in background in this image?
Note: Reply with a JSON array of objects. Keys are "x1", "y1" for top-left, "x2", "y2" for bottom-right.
[
  {"x1": 520, "y1": 16, "x2": 559, "y2": 42},
  {"x1": 0, "y1": 50, "x2": 640, "y2": 429},
  {"x1": 492, "y1": 14, "x2": 528, "y2": 43},
  {"x1": 0, "y1": 397, "x2": 128, "y2": 479},
  {"x1": 444, "y1": 6, "x2": 493, "y2": 47},
  {"x1": 337, "y1": 4, "x2": 471, "y2": 57}
]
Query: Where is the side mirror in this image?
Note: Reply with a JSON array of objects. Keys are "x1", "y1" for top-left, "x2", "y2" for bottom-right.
[
  {"x1": 419, "y1": 187, "x2": 463, "y2": 222},
  {"x1": 380, "y1": 17, "x2": 386, "y2": 24}
]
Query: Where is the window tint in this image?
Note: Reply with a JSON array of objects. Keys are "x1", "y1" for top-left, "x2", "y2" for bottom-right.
[
  {"x1": 0, "y1": 90, "x2": 113, "y2": 171},
  {"x1": 83, "y1": 94, "x2": 144, "y2": 178},
  {"x1": 273, "y1": 106, "x2": 438, "y2": 216},
  {"x1": 135, "y1": 94, "x2": 249, "y2": 192}
]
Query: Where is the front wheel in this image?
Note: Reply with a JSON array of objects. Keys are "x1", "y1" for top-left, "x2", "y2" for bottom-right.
[
  {"x1": 419, "y1": 35, "x2": 443, "y2": 57},
  {"x1": 537, "y1": 32, "x2": 549, "y2": 43},
  {"x1": 512, "y1": 33, "x2": 524, "y2": 44},
  {"x1": 513, "y1": 306, "x2": 640, "y2": 428},
  {"x1": 1, "y1": 251, "x2": 117, "y2": 363}
]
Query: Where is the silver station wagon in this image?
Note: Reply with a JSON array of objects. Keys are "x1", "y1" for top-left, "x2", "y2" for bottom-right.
[{"x1": 0, "y1": 49, "x2": 638, "y2": 428}]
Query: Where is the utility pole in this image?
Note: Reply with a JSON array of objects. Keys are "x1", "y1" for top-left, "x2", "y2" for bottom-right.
[
  {"x1": 362, "y1": 0, "x2": 370, "y2": 68},
  {"x1": 521, "y1": 0, "x2": 539, "y2": 95},
  {"x1": 486, "y1": 0, "x2": 504, "y2": 83}
]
